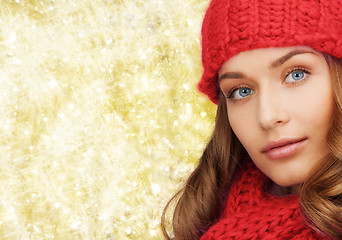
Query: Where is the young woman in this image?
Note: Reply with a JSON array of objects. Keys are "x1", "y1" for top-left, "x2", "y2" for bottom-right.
[{"x1": 162, "y1": 0, "x2": 342, "y2": 239}]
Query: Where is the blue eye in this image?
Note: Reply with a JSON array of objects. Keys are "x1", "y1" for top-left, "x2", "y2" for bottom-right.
[
  {"x1": 285, "y1": 69, "x2": 308, "y2": 82},
  {"x1": 231, "y1": 87, "x2": 254, "y2": 99}
]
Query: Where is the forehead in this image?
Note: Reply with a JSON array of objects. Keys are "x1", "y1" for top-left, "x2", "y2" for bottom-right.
[{"x1": 219, "y1": 46, "x2": 321, "y2": 73}]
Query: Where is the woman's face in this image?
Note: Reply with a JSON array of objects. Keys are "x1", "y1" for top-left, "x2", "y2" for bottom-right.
[{"x1": 219, "y1": 46, "x2": 335, "y2": 188}]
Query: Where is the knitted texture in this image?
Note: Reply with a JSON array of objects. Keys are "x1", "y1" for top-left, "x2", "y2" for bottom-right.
[
  {"x1": 198, "y1": 0, "x2": 342, "y2": 104},
  {"x1": 200, "y1": 163, "x2": 331, "y2": 240}
]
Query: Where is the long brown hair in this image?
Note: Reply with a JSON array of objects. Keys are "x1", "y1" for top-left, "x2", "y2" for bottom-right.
[
  {"x1": 161, "y1": 53, "x2": 342, "y2": 240},
  {"x1": 300, "y1": 54, "x2": 342, "y2": 239}
]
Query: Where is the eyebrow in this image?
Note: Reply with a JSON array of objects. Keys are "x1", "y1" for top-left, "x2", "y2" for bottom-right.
[{"x1": 219, "y1": 49, "x2": 318, "y2": 82}]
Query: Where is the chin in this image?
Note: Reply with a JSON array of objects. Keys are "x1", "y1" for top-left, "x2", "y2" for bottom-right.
[
  {"x1": 271, "y1": 176, "x2": 304, "y2": 188},
  {"x1": 261, "y1": 162, "x2": 312, "y2": 188}
]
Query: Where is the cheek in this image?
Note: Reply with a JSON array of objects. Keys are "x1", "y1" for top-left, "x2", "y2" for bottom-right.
[
  {"x1": 227, "y1": 105, "x2": 256, "y2": 150},
  {"x1": 292, "y1": 78, "x2": 334, "y2": 131}
]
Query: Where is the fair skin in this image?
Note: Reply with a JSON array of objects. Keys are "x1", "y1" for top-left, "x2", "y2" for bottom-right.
[{"x1": 219, "y1": 46, "x2": 335, "y2": 193}]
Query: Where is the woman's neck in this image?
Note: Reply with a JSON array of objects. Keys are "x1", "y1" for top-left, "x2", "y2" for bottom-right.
[{"x1": 265, "y1": 180, "x2": 301, "y2": 197}]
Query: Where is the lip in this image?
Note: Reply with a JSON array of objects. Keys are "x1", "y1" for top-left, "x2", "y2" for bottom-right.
[{"x1": 261, "y1": 138, "x2": 307, "y2": 160}]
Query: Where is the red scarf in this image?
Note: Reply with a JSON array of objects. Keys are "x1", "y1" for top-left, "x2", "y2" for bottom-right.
[{"x1": 200, "y1": 162, "x2": 331, "y2": 240}]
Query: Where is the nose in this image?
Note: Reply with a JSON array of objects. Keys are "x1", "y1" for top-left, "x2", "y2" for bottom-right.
[{"x1": 257, "y1": 87, "x2": 290, "y2": 130}]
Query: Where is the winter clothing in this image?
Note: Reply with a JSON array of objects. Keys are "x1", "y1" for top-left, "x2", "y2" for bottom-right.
[
  {"x1": 198, "y1": 0, "x2": 342, "y2": 104},
  {"x1": 200, "y1": 162, "x2": 330, "y2": 240}
]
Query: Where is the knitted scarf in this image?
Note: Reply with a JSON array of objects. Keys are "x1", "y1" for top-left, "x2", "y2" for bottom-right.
[{"x1": 200, "y1": 162, "x2": 331, "y2": 240}]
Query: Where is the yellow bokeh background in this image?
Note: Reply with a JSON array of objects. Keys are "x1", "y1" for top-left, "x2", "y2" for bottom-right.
[{"x1": 0, "y1": 0, "x2": 216, "y2": 239}]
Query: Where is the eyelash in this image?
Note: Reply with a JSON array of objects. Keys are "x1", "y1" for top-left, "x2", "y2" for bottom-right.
[
  {"x1": 225, "y1": 66, "x2": 311, "y2": 102},
  {"x1": 284, "y1": 66, "x2": 311, "y2": 85},
  {"x1": 227, "y1": 84, "x2": 251, "y2": 100}
]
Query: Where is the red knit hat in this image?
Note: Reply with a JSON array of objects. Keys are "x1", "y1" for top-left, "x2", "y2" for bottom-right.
[{"x1": 198, "y1": 0, "x2": 342, "y2": 104}]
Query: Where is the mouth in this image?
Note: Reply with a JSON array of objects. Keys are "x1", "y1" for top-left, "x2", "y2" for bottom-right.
[{"x1": 261, "y1": 138, "x2": 307, "y2": 160}]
